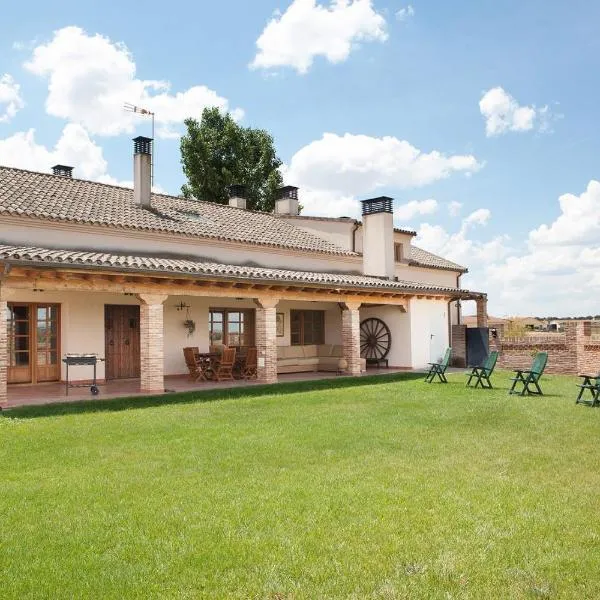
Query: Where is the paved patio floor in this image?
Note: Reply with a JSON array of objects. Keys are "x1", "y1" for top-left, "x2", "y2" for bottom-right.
[{"x1": 5, "y1": 368, "x2": 412, "y2": 409}]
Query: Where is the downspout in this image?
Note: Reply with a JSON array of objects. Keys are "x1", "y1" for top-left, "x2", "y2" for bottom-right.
[{"x1": 351, "y1": 221, "x2": 359, "y2": 253}]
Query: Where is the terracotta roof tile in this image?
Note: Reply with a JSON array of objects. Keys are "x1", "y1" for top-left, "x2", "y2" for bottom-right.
[
  {"x1": 0, "y1": 244, "x2": 464, "y2": 294},
  {"x1": 0, "y1": 166, "x2": 354, "y2": 256},
  {"x1": 409, "y1": 246, "x2": 467, "y2": 273}
]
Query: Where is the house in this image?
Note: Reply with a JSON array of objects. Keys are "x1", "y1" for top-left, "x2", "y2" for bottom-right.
[{"x1": 0, "y1": 137, "x2": 487, "y2": 406}]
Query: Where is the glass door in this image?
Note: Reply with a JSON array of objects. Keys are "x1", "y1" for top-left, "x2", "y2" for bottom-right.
[
  {"x1": 7, "y1": 304, "x2": 32, "y2": 383},
  {"x1": 7, "y1": 303, "x2": 60, "y2": 384}
]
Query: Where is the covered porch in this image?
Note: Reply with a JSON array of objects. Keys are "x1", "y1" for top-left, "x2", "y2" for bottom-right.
[{"x1": 0, "y1": 259, "x2": 435, "y2": 409}]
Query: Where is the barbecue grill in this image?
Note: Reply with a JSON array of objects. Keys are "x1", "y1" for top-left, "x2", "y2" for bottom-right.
[{"x1": 62, "y1": 354, "x2": 105, "y2": 396}]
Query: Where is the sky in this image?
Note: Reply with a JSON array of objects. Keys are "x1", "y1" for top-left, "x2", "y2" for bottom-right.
[{"x1": 1, "y1": 0, "x2": 600, "y2": 318}]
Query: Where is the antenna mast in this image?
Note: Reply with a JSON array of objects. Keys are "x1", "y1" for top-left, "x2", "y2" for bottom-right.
[{"x1": 124, "y1": 103, "x2": 155, "y2": 185}]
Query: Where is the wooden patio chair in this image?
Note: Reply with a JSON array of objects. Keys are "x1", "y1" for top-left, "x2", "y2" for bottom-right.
[
  {"x1": 509, "y1": 352, "x2": 548, "y2": 396},
  {"x1": 215, "y1": 347, "x2": 236, "y2": 381},
  {"x1": 575, "y1": 373, "x2": 600, "y2": 407},
  {"x1": 241, "y1": 347, "x2": 257, "y2": 380},
  {"x1": 424, "y1": 347, "x2": 452, "y2": 383},
  {"x1": 466, "y1": 350, "x2": 499, "y2": 389},
  {"x1": 183, "y1": 347, "x2": 205, "y2": 382}
]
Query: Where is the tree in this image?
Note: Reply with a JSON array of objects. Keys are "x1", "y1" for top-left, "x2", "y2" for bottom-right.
[{"x1": 180, "y1": 108, "x2": 283, "y2": 212}]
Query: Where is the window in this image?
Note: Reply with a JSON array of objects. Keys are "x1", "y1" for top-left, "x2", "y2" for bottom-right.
[
  {"x1": 394, "y1": 243, "x2": 404, "y2": 262},
  {"x1": 209, "y1": 309, "x2": 255, "y2": 347},
  {"x1": 290, "y1": 310, "x2": 325, "y2": 346}
]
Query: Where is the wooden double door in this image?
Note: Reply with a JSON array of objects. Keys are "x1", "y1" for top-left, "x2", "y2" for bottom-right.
[
  {"x1": 105, "y1": 305, "x2": 140, "y2": 380},
  {"x1": 7, "y1": 303, "x2": 60, "y2": 384}
]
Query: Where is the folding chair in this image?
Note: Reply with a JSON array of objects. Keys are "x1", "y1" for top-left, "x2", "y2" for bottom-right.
[
  {"x1": 215, "y1": 347, "x2": 236, "y2": 382},
  {"x1": 466, "y1": 350, "x2": 498, "y2": 389},
  {"x1": 241, "y1": 347, "x2": 257, "y2": 380},
  {"x1": 425, "y1": 348, "x2": 452, "y2": 383},
  {"x1": 509, "y1": 352, "x2": 548, "y2": 396},
  {"x1": 183, "y1": 347, "x2": 205, "y2": 382},
  {"x1": 575, "y1": 374, "x2": 600, "y2": 407}
]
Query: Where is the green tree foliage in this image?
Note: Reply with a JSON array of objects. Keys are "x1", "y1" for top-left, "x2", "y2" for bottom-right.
[{"x1": 180, "y1": 108, "x2": 283, "y2": 212}]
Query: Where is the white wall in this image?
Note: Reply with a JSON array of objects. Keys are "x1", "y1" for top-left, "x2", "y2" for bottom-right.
[
  {"x1": 359, "y1": 304, "x2": 412, "y2": 367},
  {"x1": 409, "y1": 298, "x2": 450, "y2": 368},
  {"x1": 278, "y1": 218, "x2": 355, "y2": 252},
  {"x1": 0, "y1": 219, "x2": 361, "y2": 275}
]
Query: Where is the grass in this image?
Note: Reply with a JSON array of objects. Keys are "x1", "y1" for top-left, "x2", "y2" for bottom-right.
[{"x1": 1, "y1": 370, "x2": 599, "y2": 599}]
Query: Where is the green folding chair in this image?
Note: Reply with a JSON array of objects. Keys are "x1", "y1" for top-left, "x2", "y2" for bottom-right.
[
  {"x1": 466, "y1": 350, "x2": 498, "y2": 389},
  {"x1": 575, "y1": 373, "x2": 600, "y2": 407},
  {"x1": 425, "y1": 348, "x2": 452, "y2": 383},
  {"x1": 509, "y1": 352, "x2": 548, "y2": 396}
]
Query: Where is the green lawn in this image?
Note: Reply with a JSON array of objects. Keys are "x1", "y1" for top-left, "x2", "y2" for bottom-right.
[{"x1": 1, "y1": 371, "x2": 599, "y2": 599}]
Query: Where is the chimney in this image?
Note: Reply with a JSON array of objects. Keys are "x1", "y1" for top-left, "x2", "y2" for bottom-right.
[
  {"x1": 275, "y1": 186, "x2": 299, "y2": 216},
  {"x1": 52, "y1": 164, "x2": 73, "y2": 178},
  {"x1": 361, "y1": 196, "x2": 395, "y2": 279},
  {"x1": 228, "y1": 184, "x2": 247, "y2": 209},
  {"x1": 133, "y1": 136, "x2": 152, "y2": 208}
]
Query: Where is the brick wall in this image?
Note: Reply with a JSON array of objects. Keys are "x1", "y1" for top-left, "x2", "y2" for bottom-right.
[
  {"x1": 451, "y1": 324, "x2": 467, "y2": 367},
  {"x1": 0, "y1": 300, "x2": 7, "y2": 407},
  {"x1": 256, "y1": 304, "x2": 277, "y2": 383},
  {"x1": 139, "y1": 299, "x2": 166, "y2": 392},
  {"x1": 342, "y1": 306, "x2": 361, "y2": 376},
  {"x1": 496, "y1": 321, "x2": 596, "y2": 375}
]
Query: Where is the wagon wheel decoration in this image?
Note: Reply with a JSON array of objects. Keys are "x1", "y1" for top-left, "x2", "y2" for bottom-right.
[{"x1": 360, "y1": 317, "x2": 392, "y2": 361}]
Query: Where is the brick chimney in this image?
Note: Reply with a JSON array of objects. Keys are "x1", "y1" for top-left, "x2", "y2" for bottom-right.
[
  {"x1": 52, "y1": 165, "x2": 73, "y2": 178},
  {"x1": 228, "y1": 184, "x2": 247, "y2": 209},
  {"x1": 361, "y1": 196, "x2": 395, "y2": 279},
  {"x1": 275, "y1": 186, "x2": 299, "y2": 216},
  {"x1": 133, "y1": 136, "x2": 152, "y2": 207}
]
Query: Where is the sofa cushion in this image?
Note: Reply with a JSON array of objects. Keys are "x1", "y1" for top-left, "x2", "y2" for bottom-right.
[
  {"x1": 301, "y1": 345, "x2": 318, "y2": 358},
  {"x1": 317, "y1": 344, "x2": 333, "y2": 357},
  {"x1": 330, "y1": 345, "x2": 343, "y2": 357},
  {"x1": 277, "y1": 345, "x2": 305, "y2": 360}
]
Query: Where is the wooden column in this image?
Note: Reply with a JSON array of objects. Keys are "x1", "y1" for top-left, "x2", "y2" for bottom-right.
[
  {"x1": 255, "y1": 297, "x2": 279, "y2": 384},
  {"x1": 341, "y1": 301, "x2": 362, "y2": 376},
  {"x1": 476, "y1": 297, "x2": 488, "y2": 328},
  {"x1": 137, "y1": 294, "x2": 168, "y2": 393}
]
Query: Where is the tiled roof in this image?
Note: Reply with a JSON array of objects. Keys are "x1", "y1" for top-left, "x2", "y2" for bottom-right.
[
  {"x1": 409, "y1": 246, "x2": 467, "y2": 273},
  {"x1": 0, "y1": 166, "x2": 354, "y2": 256},
  {"x1": 275, "y1": 213, "x2": 417, "y2": 236},
  {"x1": 0, "y1": 244, "x2": 464, "y2": 294}
]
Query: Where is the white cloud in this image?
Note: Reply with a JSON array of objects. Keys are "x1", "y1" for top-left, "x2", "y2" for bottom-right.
[
  {"x1": 284, "y1": 132, "x2": 482, "y2": 216},
  {"x1": 479, "y1": 87, "x2": 552, "y2": 137},
  {"x1": 395, "y1": 198, "x2": 438, "y2": 222},
  {"x1": 448, "y1": 200, "x2": 462, "y2": 216},
  {"x1": 396, "y1": 5, "x2": 414, "y2": 21},
  {"x1": 24, "y1": 26, "x2": 243, "y2": 138},
  {"x1": 0, "y1": 74, "x2": 24, "y2": 123},
  {"x1": 250, "y1": 0, "x2": 387, "y2": 74},
  {"x1": 0, "y1": 124, "x2": 164, "y2": 193}
]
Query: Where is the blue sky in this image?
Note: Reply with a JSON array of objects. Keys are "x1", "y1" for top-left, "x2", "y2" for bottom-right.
[{"x1": 1, "y1": 0, "x2": 600, "y2": 317}]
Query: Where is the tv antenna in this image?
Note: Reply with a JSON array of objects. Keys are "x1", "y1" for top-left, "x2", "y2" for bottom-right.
[{"x1": 124, "y1": 103, "x2": 155, "y2": 185}]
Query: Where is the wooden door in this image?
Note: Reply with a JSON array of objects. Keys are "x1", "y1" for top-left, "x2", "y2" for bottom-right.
[
  {"x1": 7, "y1": 303, "x2": 60, "y2": 384},
  {"x1": 105, "y1": 305, "x2": 140, "y2": 379}
]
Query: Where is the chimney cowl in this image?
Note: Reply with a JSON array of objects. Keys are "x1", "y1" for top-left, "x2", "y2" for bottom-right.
[
  {"x1": 52, "y1": 164, "x2": 73, "y2": 178},
  {"x1": 133, "y1": 136, "x2": 153, "y2": 207},
  {"x1": 277, "y1": 185, "x2": 298, "y2": 200},
  {"x1": 361, "y1": 196, "x2": 393, "y2": 216},
  {"x1": 133, "y1": 136, "x2": 152, "y2": 155}
]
